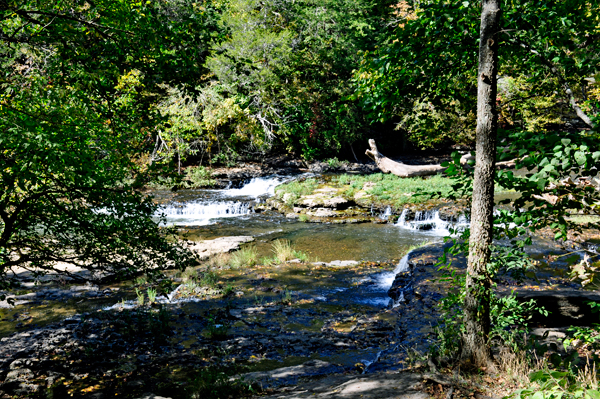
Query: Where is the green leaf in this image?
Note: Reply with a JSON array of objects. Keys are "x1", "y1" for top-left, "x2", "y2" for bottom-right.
[
  {"x1": 586, "y1": 389, "x2": 600, "y2": 399},
  {"x1": 530, "y1": 391, "x2": 545, "y2": 399},
  {"x1": 574, "y1": 151, "x2": 587, "y2": 166}
]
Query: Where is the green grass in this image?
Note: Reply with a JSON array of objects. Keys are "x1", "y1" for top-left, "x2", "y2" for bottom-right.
[
  {"x1": 230, "y1": 244, "x2": 259, "y2": 269},
  {"x1": 182, "y1": 267, "x2": 198, "y2": 282},
  {"x1": 349, "y1": 173, "x2": 457, "y2": 205},
  {"x1": 276, "y1": 173, "x2": 460, "y2": 208},
  {"x1": 272, "y1": 239, "x2": 309, "y2": 263},
  {"x1": 200, "y1": 270, "x2": 219, "y2": 287},
  {"x1": 275, "y1": 178, "x2": 319, "y2": 205}
]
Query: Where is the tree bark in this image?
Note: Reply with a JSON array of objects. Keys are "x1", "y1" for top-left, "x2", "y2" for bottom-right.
[{"x1": 461, "y1": 0, "x2": 500, "y2": 369}]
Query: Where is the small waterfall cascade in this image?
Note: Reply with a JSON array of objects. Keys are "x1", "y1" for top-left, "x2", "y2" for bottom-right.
[
  {"x1": 395, "y1": 209, "x2": 469, "y2": 235},
  {"x1": 397, "y1": 208, "x2": 408, "y2": 225},
  {"x1": 374, "y1": 254, "x2": 410, "y2": 291},
  {"x1": 379, "y1": 206, "x2": 392, "y2": 220},
  {"x1": 220, "y1": 176, "x2": 286, "y2": 198},
  {"x1": 159, "y1": 201, "x2": 252, "y2": 226},
  {"x1": 155, "y1": 175, "x2": 299, "y2": 226}
]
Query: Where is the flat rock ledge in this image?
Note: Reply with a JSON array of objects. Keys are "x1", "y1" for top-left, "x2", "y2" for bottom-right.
[
  {"x1": 242, "y1": 360, "x2": 345, "y2": 390},
  {"x1": 261, "y1": 369, "x2": 428, "y2": 399},
  {"x1": 185, "y1": 236, "x2": 254, "y2": 260},
  {"x1": 259, "y1": 183, "x2": 465, "y2": 225}
]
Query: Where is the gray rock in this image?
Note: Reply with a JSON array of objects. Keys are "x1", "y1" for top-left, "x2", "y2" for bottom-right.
[
  {"x1": 513, "y1": 290, "x2": 600, "y2": 327},
  {"x1": 327, "y1": 260, "x2": 359, "y2": 267},
  {"x1": 5, "y1": 368, "x2": 34, "y2": 383},
  {"x1": 309, "y1": 209, "x2": 336, "y2": 218},
  {"x1": 241, "y1": 360, "x2": 345, "y2": 389},
  {"x1": 9, "y1": 358, "x2": 38, "y2": 370},
  {"x1": 186, "y1": 236, "x2": 254, "y2": 260},
  {"x1": 322, "y1": 197, "x2": 348, "y2": 208},
  {"x1": 260, "y1": 370, "x2": 428, "y2": 399}
]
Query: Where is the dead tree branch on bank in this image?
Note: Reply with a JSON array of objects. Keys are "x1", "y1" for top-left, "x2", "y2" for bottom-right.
[{"x1": 365, "y1": 139, "x2": 516, "y2": 178}]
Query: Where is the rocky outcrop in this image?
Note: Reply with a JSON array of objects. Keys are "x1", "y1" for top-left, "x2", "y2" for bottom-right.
[
  {"x1": 241, "y1": 360, "x2": 345, "y2": 389},
  {"x1": 185, "y1": 236, "x2": 254, "y2": 260},
  {"x1": 259, "y1": 370, "x2": 428, "y2": 399}
]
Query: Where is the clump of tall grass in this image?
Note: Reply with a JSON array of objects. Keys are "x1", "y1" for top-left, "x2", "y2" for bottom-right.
[
  {"x1": 206, "y1": 252, "x2": 231, "y2": 269},
  {"x1": 263, "y1": 239, "x2": 310, "y2": 264},
  {"x1": 230, "y1": 244, "x2": 259, "y2": 269},
  {"x1": 198, "y1": 269, "x2": 219, "y2": 287},
  {"x1": 182, "y1": 267, "x2": 199, "y2": 282}
]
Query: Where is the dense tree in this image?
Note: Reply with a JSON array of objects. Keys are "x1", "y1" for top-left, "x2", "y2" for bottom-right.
[
  {"x1": 0, "y1": 0, "x2": 220, "y2": 293},
  {"x1": 354, "y1": 0, "x2": 599, "y2": 147},
  {"x1": 162, "y1": 0, "x2": 397, "y2": 161}
]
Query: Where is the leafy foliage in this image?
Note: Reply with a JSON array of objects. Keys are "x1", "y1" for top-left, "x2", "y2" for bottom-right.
[
  {"x1": 0, "y1": 0, "x2": 211, "y2": 291},
  {"x1": 354, "y1": 0, "x2": 600, "y2": 146}
]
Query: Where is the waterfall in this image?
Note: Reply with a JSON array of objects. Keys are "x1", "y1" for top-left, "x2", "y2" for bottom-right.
[
  {"x1": 396, "y1": 209, "x2": 469, "y2": 235},
  {"x1": 155, "y1": 175, "x2": 302, "y2": 226},
  {"x1": 397, "y1": 208, "x2": 408, "y2": 225},
  {"x1": 219, "y1": 176, "x2": 287, "y2": 198},
  {"x1": 157, "y1": 201, "x2": 252, "y2": 226},
  {"x1": 374, "y1": 254, "x2": 410, "y2": 291},
  {"x1": 380, "y1": 206, "x2": 392, "y2": 220}
]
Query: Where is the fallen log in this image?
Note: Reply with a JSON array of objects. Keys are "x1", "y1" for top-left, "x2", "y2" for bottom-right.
[
  {"x1": 365, "y1": 139, "x2": 515, "y2": 178},
  {"x1": 365, "y1": 139, "x2": 451, "y2": 177}
]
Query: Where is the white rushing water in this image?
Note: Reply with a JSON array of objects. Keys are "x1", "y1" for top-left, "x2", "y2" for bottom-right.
[
  {"x1": 156, "y1": 175, "x2": 291, "y2": 226},
  {"x1": 395, "y1": 209, "x2": 469, "y2": 236},
  {"x1": 158, "y1": 201, "x2": 252, "y2": 226},
  {"x1": 373, "y1": 254, "x2": 410, "y2": 291},
  {"x1": 219, "y1": 176, "x2": 289, "y2": 198},
  {"x1": 380, "y1": 205, "x2": 392, "y2": 220}
]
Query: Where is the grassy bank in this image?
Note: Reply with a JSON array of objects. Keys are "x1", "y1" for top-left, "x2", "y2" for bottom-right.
[{"x1": 275, "y1": 173, "x2": 461, "y2": 208}]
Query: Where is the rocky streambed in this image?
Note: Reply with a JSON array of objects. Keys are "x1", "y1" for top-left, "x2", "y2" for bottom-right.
[
  {"x1": 1, "y1": 234, "x2": 594, "y2": 399},
  {"x1": 0, "y1": 253, "x2": 419, "y2": 398},
  {"x1": 2, "y1": 168, "x2": 599, "y2": 399}
]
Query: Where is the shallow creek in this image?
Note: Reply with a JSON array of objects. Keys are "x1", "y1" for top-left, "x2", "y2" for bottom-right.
[{"x1": 0, "y1": 175, "x2": 589, "y2": 398}]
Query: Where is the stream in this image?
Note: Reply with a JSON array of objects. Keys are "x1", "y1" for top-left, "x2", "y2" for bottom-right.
[{"x1": 0, "y1": 174, "x2": 591, "y2": 398}]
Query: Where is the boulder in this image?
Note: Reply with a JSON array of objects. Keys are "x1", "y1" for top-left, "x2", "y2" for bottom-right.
[{"x1": 513, "y1": 290, "x2": 600, "y2": 327}]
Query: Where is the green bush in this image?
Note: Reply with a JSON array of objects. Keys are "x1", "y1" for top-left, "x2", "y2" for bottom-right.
[{"x1": 184, "y1": 166, "x2": 216, "y2": 188}]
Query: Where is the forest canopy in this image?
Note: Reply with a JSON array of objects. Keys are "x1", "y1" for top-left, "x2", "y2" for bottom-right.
[
  {"x1": 2, "y1": 0, "x2": 597, "y2": 165},
  {"x1": 0, "y1": 0, "x2": 598, "y2": 288}
]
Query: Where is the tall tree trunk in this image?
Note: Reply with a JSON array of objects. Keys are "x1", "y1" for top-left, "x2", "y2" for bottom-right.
[{"x1": 461, "y1": 0, "x2": 500, "y2": 369}]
